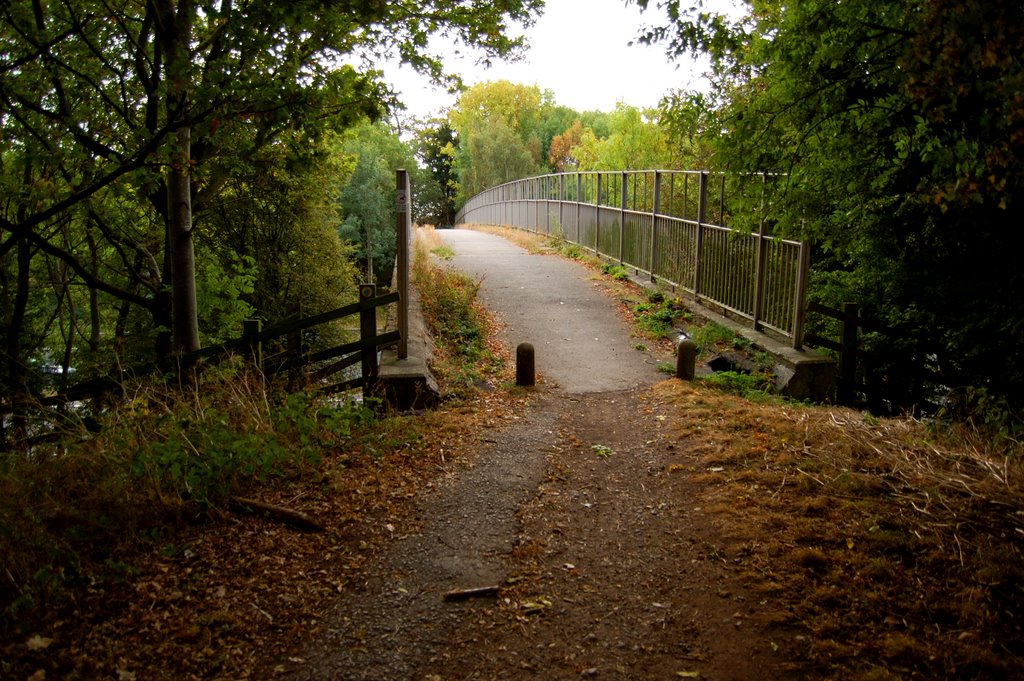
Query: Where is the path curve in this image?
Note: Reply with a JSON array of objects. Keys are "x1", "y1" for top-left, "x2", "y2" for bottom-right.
[
  {"x1": 283, "y1": 228, "x2": 782, "y2": 680},
  {"x1": 439, "y1": 229, "x2": 664, "y2": 393}
]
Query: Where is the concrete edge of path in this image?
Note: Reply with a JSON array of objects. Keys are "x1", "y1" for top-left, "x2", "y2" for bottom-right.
[{"x1": 378, "y1": 273, "x2": 441, "y2": 411}]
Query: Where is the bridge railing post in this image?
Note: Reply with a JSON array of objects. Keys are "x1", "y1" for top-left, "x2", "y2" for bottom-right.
[
  {"x1": 694, "y1": 171, "x2": 708, "y2": 299},
  {"x1": 752, "y1": 172, "x2": 767, "y2": 333},
  {"x1": 792, "y1": 238, "x2": 810, "y2": 350},
  {"x1": 395, "y1": 169, "x2": 410, "y2": 359},
  {"x1": 619, "y1": 170, "x2": 627, "y2": 264},
  {"x1": 651, "y1": 170, "x2": 661, "y2": 282},
  {"x1": 575, "y1": 172, "x2": 582, "y2": 243}
]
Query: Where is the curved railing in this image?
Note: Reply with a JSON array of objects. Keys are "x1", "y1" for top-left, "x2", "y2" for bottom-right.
[{"x1": 455, "y1": 170, "x2": 809, "y2": 348}]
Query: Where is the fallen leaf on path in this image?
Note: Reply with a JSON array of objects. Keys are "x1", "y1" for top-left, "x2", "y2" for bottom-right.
[{"x1": 25, "y1": 635, "x2": 52, "y2": 650}]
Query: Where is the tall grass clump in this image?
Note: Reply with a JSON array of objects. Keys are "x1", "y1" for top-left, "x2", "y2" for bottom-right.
[
  {"x1": 413, "y1": 229, "x2": 501, "y2": 394},
  {"x1": 631, "y1": 290, "x2": 691, "y2": 339},
  {"x1": 0, "y1": 360, "x2": 374, "y2": 634}
]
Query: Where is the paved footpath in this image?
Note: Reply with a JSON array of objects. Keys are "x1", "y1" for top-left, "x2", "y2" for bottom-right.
[
  {"x1": 285, "y1": 228, "x2": 693, "y2": 680},
  {"x1": 438, "y1": 228, "x2": 665, "y2": 393}
]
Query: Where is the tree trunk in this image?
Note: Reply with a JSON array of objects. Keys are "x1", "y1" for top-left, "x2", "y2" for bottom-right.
[
  {"x1": 167, "y1": 125, "x2": 200, "y2": 353},
  {"x1": 85, "y1": 227, "x2": 101, "y2": 353},
  {"x1": 157, "y1": 0, "x2": 200, "y2": 355},
  {"x1": 5, "y1": 234, "x2": 32, "y2": 448}
]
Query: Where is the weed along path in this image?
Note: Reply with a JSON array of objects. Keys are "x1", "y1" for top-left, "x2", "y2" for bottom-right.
[{"x1": 284, "y1": 228, "x2": 789, "y2": 679}]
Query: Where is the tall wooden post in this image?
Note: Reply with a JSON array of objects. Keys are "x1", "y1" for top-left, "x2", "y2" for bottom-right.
[
  {"x1": 243, "y1": 319, "x2": 263, "y2": 372},
  {"x1": 838, "y1": 302, "x2": 859, "y2": 403},
  {"x1": 359, "y1": 284, "x2": 379, "y2": 392},
  {"x1": 396, "y1": 169, "x2": 410, "y2": 359}
]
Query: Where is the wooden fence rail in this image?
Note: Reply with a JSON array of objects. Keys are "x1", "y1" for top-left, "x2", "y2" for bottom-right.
[
  {"x1": 804, "y1": 301, "x2": 939, "y2": 414},
  {"x1": 1, "y1": 286, "x2": 400, "y2": 415}
]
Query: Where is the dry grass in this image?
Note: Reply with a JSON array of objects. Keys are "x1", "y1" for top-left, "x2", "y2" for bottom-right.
[{"x1": 654, "y1": 380, "x2": 1024, "y2": 679}]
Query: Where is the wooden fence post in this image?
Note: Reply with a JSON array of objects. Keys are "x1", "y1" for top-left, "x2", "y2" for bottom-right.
[
  {"x1": 243, "y1": 319, "x2": 263, "y2": 372},
  {"x1": 359, "y1": 284, "x2": 379, "y2": 392},
  {"x1": 396, "y1": 169, "x2": 410, "y2": 360},
  {"x1": 287, "y1": 303, "x2": 302, "y2": 390},
  {"x1": 791, "y1": 239, "x2": 810, "y2": 349},
  {"x1": 838, "y1": 302, "x2": 859, "y2": 403}
]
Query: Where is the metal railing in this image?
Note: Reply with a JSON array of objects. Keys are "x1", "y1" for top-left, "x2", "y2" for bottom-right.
[{"x1": 455, "y1": 170, "x2": 809, "y2": 348}]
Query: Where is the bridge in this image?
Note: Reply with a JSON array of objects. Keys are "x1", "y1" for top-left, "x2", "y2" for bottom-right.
[
  {"x1": 457, "y1": 170, "x2": 808, "y2": 347},
  {"x1": 449, "y1": 170, "x2": 836, "y2": 402}
]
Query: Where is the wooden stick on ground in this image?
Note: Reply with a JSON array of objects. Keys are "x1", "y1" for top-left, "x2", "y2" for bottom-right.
[
  {"x1": 442, "y1": 585, "x2": 501, "y2": 602},
  {"x1": 229, "y1": 496, "x2": 324, "y2": 532}
]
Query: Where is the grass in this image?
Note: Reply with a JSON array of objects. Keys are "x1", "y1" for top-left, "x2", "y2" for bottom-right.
[
  {"x1": 698, "y1": 369, "x2": 776, "y2": 400},
  {"x1": 656, "y1": 380, "x2": 1024, "y2": 679},
  {"x1": 413, "y1": 227, "x2": 507, "y2": 397},
  {"x1": 0, "y1": 362, "x2": 376, "y2": 632}
]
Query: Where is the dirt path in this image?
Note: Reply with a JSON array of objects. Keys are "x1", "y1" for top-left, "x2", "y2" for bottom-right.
[
  {"x1": 285, "y1": 230, "x2": 793, "y2": 679},
  {"x1": 285, "y1": 386, "x2": 792, "y2": 680}
]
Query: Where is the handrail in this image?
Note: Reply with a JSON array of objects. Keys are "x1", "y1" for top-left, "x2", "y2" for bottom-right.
[{"x1": 456, "y1": 170, "x2": 808, "y2": 349}]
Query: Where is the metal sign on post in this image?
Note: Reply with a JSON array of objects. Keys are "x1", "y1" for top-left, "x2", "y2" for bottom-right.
[{"x1": 395, "y1": 188, "x2": 408, "y2": 212}]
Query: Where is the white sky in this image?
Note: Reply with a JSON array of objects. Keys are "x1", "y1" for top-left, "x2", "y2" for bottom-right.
[{"x1": 384, "y1": 0, "x2": 720, "y2": 119}]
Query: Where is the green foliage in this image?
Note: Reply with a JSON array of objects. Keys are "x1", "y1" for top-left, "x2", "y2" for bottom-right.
[
  {"x1": 335, "y1": 121, "x2": 420, "y2": 283},
  {"x1": 416, "y1": 267, "x2": 485, "y2": 362},
  {"x1": 545, "y1": 231, "x2": 583, "y2": 260},
  {"x1": 601, "y1": 263, "x2": 630, "y2": 281},
  {"x1": 431, "y1": 245, "x2": 456, "y2": 261},
  {"x1": 448, "y1": 81, "x2": 556, "y2": 204},
  {"x1": 690, "y1": 321, "x2": 738, "y2": 355},
  {"x1": 572, "y1": 104, "x2": 673, "y2": 171},
  {"x1": 412, "y1": 120, "x2": 459, "y2": 227},
  {"x1": 633, "y1": 297, "x2": 689, "y2": 339},
  {"x1": 0, "y1": 0, "x2": 542, "y2": 435},
  {"x1": 195, "y1": 253, "x2": 257, "y2": 345},
  {"x1": 937, "y1": 387, "x2": 1024, "y2": 454},
  {"x1": 645, "y1": 0, "x2": 1024, "y2": 411},
  {"x1": 204, "y1": 133, "x2": 360, "y2": 334},
  {"x1": 413, "y1": 240, "x2": 500, "y2": 394},
  {"x1": 699, "y1": 370, "x2": 774, "y2": 400}
]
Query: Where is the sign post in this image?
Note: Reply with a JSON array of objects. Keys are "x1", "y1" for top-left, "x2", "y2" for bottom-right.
[{"x1": 395, "y1": 169, "x2": 411, "y2": 359}]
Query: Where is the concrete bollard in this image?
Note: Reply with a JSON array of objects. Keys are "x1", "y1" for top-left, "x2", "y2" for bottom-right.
[
  {"x1": 516, "y1": 342, "x2": 535, "y2": 387},
  {"x1": 675, "y1": 338, "x2": 697, "y2": 381}
]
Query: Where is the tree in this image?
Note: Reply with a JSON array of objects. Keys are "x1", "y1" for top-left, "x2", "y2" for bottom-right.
[
  {"x1": 202, "y1": 131, "x2": 358, "y2": 335},
  {"x1": 572, "y1": 104, "x2": 671, "y2": 171},
  {"x1": 642, "y1": 0, "x2": 1024, "y2": 410},
  {"x1": 548, "y1": 120, "x2": 585, "y2": 172},
  {"x1": 335, "y1": 120, "x2": 419, "y2": 284},
  {"x1": 448, "y1": 81, "x2": 551, "y2": 203},
  {"x1": 0, "y1": 0, "x2": 542, "y2": 425},
  {"x1": 413, "y1": 119, "x2": 459, "y2": 227}
]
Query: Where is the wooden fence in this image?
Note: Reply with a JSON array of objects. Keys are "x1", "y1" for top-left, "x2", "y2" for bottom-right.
[
  {"x1": 804, "y1": 301, "x2": 938, "y2": 414},
  {"x1": 3, "y1": 285, "x2": 400, "y2": 415}
]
